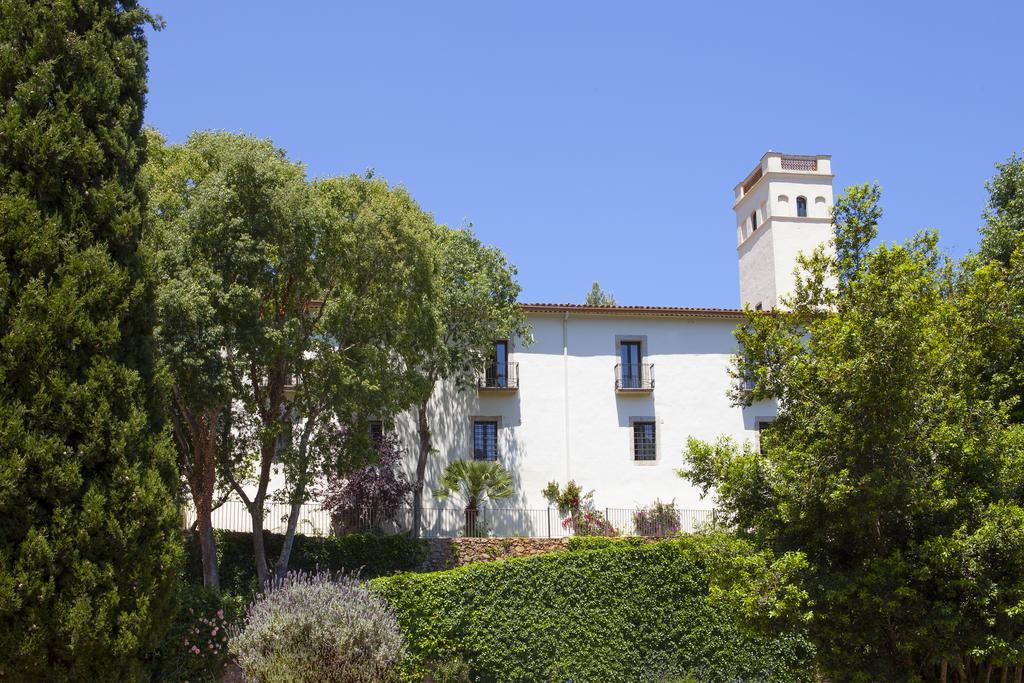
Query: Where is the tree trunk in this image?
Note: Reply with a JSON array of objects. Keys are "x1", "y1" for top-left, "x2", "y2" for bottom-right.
[
  {"x1": 275, "y1": 500, "x2": 303, "y2": 580},
  {"x1": 941, "y1": 660, "x2": 948, "y2": 683},
  {"x1": 465, "y1": 501, "x2": 479, "y2": 537},
  {"x1": 273, "y1": 415, "x2": 315, "y2": 580},
  {"x1": 1014, "y1": 663, "x2": 1021, "y2": 683},
  {"x1": 174, "y1": 398, "x2": 222, "y2": 590},
  {"x1": 412, "y1": 399, "x2": 432, "y2": 539},
  {"x1": 250, "y1": 441, "x2": 275, "y2": 588},
  {"x1": 248, "y1": 481, "x2": 271, "y2": 587},
  {"x1": 195, "y1": 504, "x2": 220, "y2": 589}
]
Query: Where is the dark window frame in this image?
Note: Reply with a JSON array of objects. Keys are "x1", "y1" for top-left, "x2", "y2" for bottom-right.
[
  {"x1": 368, "y1": 420, "x2": 385, "y2": 443},
  {"x1": 796, "y1": 196, "x2": 807, "y2": 217},
  {"x1": 473, "y1": 420, "x2": 498, "y2": 461},
  {"x1": 487, "y1": 340, "x2": 510, "y2": 388},
  {"x1": 632, "y1": 421, "x2": 657, "y2": 461},
  {"x1": 619, "y1": 340, "x2": 643, "y2": 389}
]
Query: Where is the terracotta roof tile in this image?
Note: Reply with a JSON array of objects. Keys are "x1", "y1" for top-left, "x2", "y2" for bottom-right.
[{"x1": 520, "y1": 303, "x2": 746, "y2": 319}]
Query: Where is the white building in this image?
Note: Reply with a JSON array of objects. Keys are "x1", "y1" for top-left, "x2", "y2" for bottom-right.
[
  {"x1": 392, "y1": 152, "x2": 836, "y2": 524},
  {"x1": 204, "y1": 151, "x2": 837, "y2": 536}
]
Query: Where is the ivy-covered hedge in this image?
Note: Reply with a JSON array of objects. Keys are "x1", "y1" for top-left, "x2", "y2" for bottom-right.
[
  {"x1": 185, "y1": 530, "x2": 427, "y2": 595},
  {"x1": 565, "y1": 535, "x2": 649, "y2": 552},
  {"x1": 374, "y1": 537, "x2": 813, "y2": 683}
]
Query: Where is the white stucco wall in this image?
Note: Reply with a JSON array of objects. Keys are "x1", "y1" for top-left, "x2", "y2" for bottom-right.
[
  {"x1": 393, "y1": 311, "x2": 775, "y2": 514},
  {"x1": 737, "y1": 224, "x2": 777, "y2": 309},
  {"x1": 769, "y1": 217, "x2": 836, "y2": 304}
]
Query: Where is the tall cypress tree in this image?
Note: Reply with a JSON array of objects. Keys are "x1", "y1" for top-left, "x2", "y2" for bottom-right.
[{"x1": 0, "y1": 1, "x2": 181, "y2": 679}]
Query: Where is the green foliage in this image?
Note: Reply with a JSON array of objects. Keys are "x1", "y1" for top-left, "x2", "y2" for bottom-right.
[
  {"x1": 979, "y1": 153, "x2": 1024, "y2": 267},
  {"x1": 435, "y1": 460, "x2": 514, "y2": 507},
  {"x1": 374, "y1": 537, "x2": 814, "y2": 683},
  {"x1": 146, "y1": 131, "x2": 441, "y2": 584},
  {"x1": 565, "y1": 536, "x2": 648, "y2": 551},
  {"x1": 149, "y1": 582, "x2": 245, "y2": 682},
  {"x1": 585, "y1": 281, "x2": 616, "y2": 306},
  {"x1": 435, "y1": 461, "x2": 514, "y2": 537},
  {"x1": 423, "y1": 225, "x2": 530, "y2": 392},
  {"x1": 184, "y1": 530, "x2": 428, "y2": 597},
  {"x1": 541, "y1": 479, "x2": 590, "y2": 515},
  {"x1": 682, "y1": 184, "x2": 1024, "y2": 680},
  {"x1": 0, "y1": 1, "x2": 182, "y2": 679},
  {"x1": 967, "y1": 154, "x2": 1024, "y2": 427},
  {"x1": 831, "y1": 182, "x2": 882, "y2": 287}
]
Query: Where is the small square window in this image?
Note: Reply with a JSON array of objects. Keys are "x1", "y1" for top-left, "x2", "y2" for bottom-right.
[
  {"x1": 633, "y1": 421, "x2": 656, "y2": 461},
  {"x1": 473, "y1": 421, "x2": 498, "y2": 461},
  {"x1": 368, "y1": 420, "x2": 385, "y2": 443}
]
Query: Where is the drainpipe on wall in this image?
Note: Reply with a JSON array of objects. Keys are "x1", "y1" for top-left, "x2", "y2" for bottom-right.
[{"x1": 563, "y1": 312, "x2": 571, "y2": 481}]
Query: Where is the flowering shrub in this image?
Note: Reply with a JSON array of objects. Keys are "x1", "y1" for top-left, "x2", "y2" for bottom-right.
[
  {"x1": 562, "y1": 509, "x2": 618, "y2": 537},
  {"x1": 544, "y1": 480, "x2": 617, "y2": 536},
  {"x1": 633, "y1": 499, "x2": 682, "y2": 537},
  {"x1": 230, "y1": 571, "x2": 404, "y2": 683},
  {"x1": 321, "y1": 435, "x2": 414, "y2": 534},
  {"x1": 542, "y1": 479, "x2": 591, "y2": 516},
  {"x1": 150, "y1": 583, "x2": 244, "y2": 682}
]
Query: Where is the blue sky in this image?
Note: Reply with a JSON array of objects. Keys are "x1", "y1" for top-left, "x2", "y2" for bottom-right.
[{"x1": 144, "y1": 1, "x2": 1024, "y2": 309}]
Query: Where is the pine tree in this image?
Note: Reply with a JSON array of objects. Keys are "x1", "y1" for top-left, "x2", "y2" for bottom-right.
[
  {"x1": 585, "y1": 281, "x2": 616, "y2": 306},
  {"x1": 0, "y1": 1, "x2": 181, "y2": 679}
]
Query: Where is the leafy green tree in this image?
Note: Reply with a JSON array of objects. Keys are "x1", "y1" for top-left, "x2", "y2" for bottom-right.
[
  {"x1": 978, "y1": 154, "x2": 1024, "y2": 267},
  {"x1": 144, "y1": 130, "x2": 277, "y2": 589},
  {"x1": 585, "y1": 281, "x2": 616, "y2": 306},
  {"x1": 434, "y1": 460, "x2": 513, "y2": 536},
  {"x1": 966, "y1": 154, "x2": 1024, "y2": 426},
  {"x1": 147, "y1": 132, "x2": 438, "y2": 586},
  {"x1": 0, "y1": 1, "x2": 181, "y2": 679},
  {"x1": 681, "y1": 185, "x2": 1024, "y2": 681},
  {"x1": 410, "y1": 226, "x2": 528, "y2": 537}
]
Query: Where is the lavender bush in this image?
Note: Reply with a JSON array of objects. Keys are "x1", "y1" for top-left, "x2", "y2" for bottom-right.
[{"x1": 230, "y1": 571, "x2": 404, "y2": 683}]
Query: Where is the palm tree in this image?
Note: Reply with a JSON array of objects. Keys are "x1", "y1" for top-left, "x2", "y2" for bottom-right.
[{"x1": 434, "y1": 460, "x2": 513, "y2": 536}]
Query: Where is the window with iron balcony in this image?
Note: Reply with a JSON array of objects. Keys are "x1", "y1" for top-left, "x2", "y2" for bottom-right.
[
  {"x1": 480, "y1": 340, "x2": 518, "y2": 391},
  {"x1": 616, "y1": 340, "x2": 654, "y2": 392}
]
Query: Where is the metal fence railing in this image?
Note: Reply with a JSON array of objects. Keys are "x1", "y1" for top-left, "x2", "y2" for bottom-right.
[
  {"x1": 182, "y1": 501, "x2": 717, "y2": 539},
  {"x1": 182, "y1": 501, "x2": 333, "y2": 536}
]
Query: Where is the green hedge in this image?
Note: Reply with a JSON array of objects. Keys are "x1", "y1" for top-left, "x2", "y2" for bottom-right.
[
  {"x1": 374, "y1": 538, "x2": 813, "y2": 683},
  {"x1": 185, "y1": 530, "x2": 427, "y2": 595},
  {"x1": 565, "y1": 535, "x2": 650, "y2": 552}
]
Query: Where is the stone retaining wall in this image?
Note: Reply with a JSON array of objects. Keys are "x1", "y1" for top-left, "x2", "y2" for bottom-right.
[{"x1": 418, "y1": 537, "x2": 572, "y2": 572}]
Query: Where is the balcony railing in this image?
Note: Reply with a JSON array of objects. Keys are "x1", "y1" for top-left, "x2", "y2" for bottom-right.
[
  {"x1": 781, "y1": 156, "x2": 817, "y2": 172},
  {"x1": 615, "y1": 363, "x2": 654, "y2": 391},
  {"x1": 479, "y1": 362, "x2": 519, "y2": 391}
]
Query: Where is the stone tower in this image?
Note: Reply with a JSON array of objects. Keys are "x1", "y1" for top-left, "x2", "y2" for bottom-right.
[{"x1": 734, "y1": 152, "x2": 835, "y2": 309}]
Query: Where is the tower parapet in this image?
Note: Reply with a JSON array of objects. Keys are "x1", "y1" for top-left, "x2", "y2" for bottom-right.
[{"x1": 734, "y1": 152, "x2": 835, "y2": 309}]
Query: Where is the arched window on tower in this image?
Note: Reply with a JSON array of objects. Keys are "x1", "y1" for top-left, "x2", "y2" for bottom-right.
[{"x1": 796, "y1": 196, "x2": 807, "y2": 217}]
